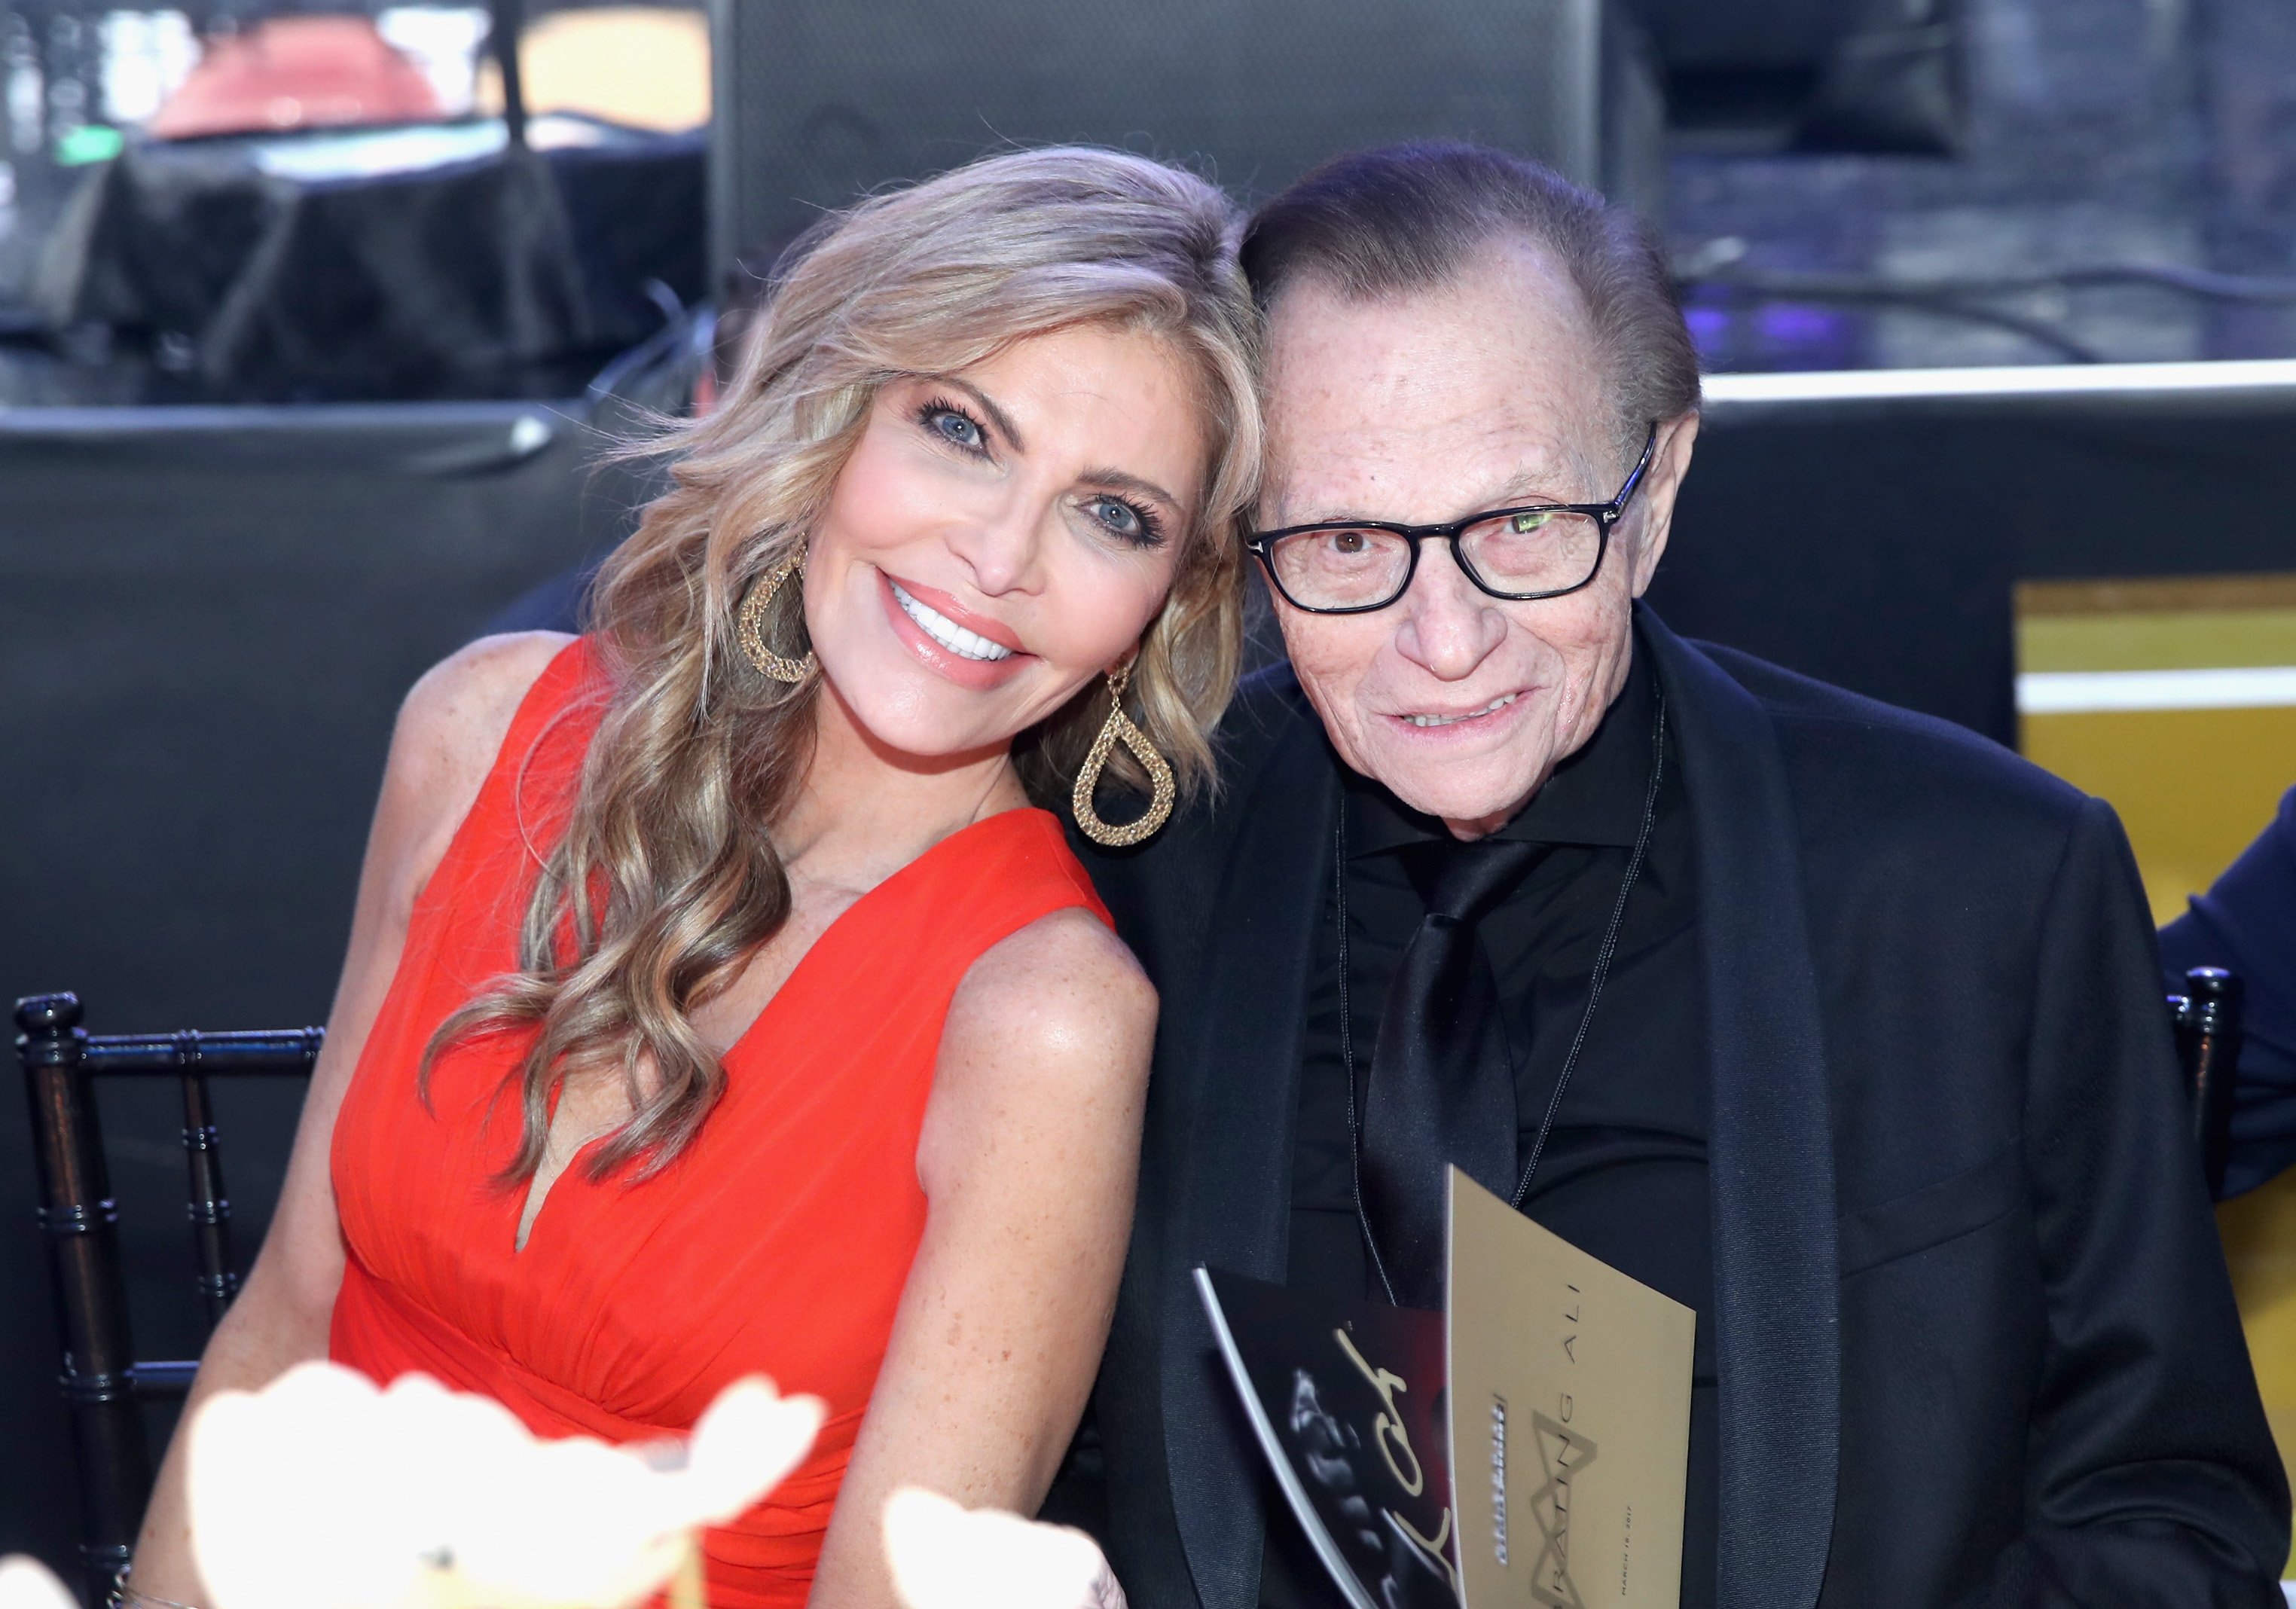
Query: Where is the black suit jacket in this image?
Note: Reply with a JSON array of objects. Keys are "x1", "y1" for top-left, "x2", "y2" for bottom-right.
[{"x1": 1063, "y1": 608, "x2": 2288, "y2": 1609}]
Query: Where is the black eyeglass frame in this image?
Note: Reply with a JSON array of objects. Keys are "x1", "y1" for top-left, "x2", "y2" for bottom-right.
[{"x1": 1244, "y1": 422, "x2": 1660, "y2": 615}]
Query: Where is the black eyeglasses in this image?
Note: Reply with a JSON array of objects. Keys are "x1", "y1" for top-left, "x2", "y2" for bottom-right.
[{"x1": 1245, "y1": 423, "x2": 1659, "y2": 615}]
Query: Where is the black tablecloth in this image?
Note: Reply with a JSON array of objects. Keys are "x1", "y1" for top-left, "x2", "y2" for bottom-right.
[{"x1": 28, "y1": 121, "x2": 704, "y2": 402}]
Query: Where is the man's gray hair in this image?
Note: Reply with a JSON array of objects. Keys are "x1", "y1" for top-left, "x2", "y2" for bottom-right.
[{"x1": 1239, "y1": 142, "x2": 1701, "y2": 463}]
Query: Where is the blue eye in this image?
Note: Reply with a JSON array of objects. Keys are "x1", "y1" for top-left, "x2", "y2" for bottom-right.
[
  {"x1": 920, "y1": 401, "x2": 987, "y2": 453},
  {"x1": 1089, "y1": 497, "x2": 1141, "y2": 538},
  {"x1": 1085, "y1": 494, "x2": 1166, "y2": 550}
]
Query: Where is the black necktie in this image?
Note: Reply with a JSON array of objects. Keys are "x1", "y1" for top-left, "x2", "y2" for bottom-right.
[{"x1": 1358, "y1": 836, "x2": 1541, "y2": 1308}]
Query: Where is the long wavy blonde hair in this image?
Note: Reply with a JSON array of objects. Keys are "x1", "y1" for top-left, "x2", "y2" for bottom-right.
[{"x1": 429, "y1": 147, "x2": 1262, "y2": 1183}]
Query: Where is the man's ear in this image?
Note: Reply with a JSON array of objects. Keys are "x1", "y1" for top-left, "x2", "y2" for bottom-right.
[{"x1": 1626, "y1": 411, "x2": 1700, "y2": 597}]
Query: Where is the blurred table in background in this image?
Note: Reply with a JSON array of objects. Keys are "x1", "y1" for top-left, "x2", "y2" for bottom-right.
[{"x1": 14, "y1": 113, "x2": 701, "y2": 405}]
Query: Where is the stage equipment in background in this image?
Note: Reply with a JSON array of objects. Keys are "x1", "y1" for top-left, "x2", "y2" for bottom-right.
[
  {"x1": 705, "y1": 0, "x2": 1665, "y2": 283},
  {"x1": 1671, "y1": 255, "x2": 2296, "y2": 369},
  {"x1": 2014, "y1": 571, "x2": 2296, "y2": 923},
  {"x1": 1629, "y1": 0, "x2": 1965, "y2": 154},
  {"x1": 1652, "y1": 359, "x2": 2296, "y2": 751},
  {"x1": 491, "y1": 0, "x2": 527, "y2": 149}
]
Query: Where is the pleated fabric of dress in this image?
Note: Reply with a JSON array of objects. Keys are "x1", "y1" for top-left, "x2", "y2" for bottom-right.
[{"x1": 330, "y1": 638, "x2": 1111, "y2": 1607}]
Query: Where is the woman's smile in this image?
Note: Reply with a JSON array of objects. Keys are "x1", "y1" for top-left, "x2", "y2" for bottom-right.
[
  {"x1": 875, "y1": 568, "x2": 1034, "y2": 691},
  {"x1": 885, "y1": 572, "x2": 1024, "y2": 660}
]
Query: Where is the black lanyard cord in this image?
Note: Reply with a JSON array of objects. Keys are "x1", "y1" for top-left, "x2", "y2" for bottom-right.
[{"x1": 1335, "y1": 685, "x2": 1668, "y2": 1305}]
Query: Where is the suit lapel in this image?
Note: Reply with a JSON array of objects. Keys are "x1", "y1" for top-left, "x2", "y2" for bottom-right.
[
  {"x1": 1643, "y1": 609, "x2": 1840, "y2": 1609},
  {"x1": 1161, "y1": 687, "x2": 1338, "y2": 1609}
]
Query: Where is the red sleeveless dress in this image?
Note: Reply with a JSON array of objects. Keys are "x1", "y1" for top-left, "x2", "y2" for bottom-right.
[{"x1": 330, "y1": 639, "x2": 1111, "y2": 1607}]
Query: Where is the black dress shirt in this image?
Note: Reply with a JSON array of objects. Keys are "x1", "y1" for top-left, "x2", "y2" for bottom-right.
[{"x1": 1260, "y1": 641, "x2": 1720, "y2": 1607}]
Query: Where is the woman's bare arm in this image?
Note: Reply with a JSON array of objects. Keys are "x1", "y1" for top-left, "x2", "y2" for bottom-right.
[
  {"x1": 806, "y1": 906, "x2": 1157, "y2": 1608},
  {"x1": 125, "y1": 632, "x2": 569, "y2": 1604}
]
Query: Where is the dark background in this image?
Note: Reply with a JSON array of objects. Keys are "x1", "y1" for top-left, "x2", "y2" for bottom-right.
[{"x1": 6, "y1": 0, "x2": 2296, "y2": 1583}]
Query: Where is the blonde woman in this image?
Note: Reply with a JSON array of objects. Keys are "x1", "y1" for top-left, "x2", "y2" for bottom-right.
[{"x1": 124, "y1": 148, "x2": 1259, "y2": 1609}]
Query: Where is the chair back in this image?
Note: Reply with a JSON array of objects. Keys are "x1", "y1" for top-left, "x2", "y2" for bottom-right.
[
  {"x1": 2168, "y1": 966, "x2": 2243, "y2": 1198},
  {"x1": 15, "y1": 992, "x2": 319, "y2": 1604}
]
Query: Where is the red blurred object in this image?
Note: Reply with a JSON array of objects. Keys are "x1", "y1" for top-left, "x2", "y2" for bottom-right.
[{"x1": 149, "y1": 16, "x2": 441, "y2": 140}]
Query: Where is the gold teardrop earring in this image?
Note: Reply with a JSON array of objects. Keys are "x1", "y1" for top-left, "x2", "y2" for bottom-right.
[
  {"x1": 736, "y1": 555, "x2": 816, "y2": 683},
  {"x1": 1072, "y1": 663, "x2": 1175, "y2": 847}
]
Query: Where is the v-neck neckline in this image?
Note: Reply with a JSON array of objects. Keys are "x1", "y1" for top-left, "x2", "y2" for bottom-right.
[{"x1": 506, "y1": 804, "x2": 1048, "y2": 1257}]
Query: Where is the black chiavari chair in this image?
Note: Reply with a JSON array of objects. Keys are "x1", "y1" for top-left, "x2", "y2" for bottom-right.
[
  {"x1": 2167, "y1": 966, "x2": 2243, "y2": 1200},
  {"x1": 15, "y1": 992, "x2": 319, "y2": 1604}
]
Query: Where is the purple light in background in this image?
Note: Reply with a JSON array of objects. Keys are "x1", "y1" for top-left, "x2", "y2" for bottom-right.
[
  {"x1": 1757, "y1": 302, "x2": 1842, "y2": 347},
  {"x1": 1684, "y1": 304, "x2": 1731, "y2": 359}
]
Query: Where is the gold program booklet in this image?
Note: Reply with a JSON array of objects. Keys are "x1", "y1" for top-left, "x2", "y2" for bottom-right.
[
  {"x1": 1447, "y1": 1167, "x2": 1696, "y2": 1607},
  {"x1": 1195, "y1": 1166, "x2": 1693, "y2": 1608}
]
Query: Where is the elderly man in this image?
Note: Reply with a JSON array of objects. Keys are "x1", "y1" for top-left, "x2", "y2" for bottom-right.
[{"x1": 1059, "y1": 144, "x2": 2288, "y2": 1608}]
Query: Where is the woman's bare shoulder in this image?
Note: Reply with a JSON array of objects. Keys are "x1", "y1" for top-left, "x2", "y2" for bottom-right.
[
  {"x1": 374, "y1": 630, "x2": 576, "y2": 901},
  {"x1": 921, "y1": 906, "x2": 1154, "y2": 1197},
  {"x1": 396, "y1": 630, "x2": 575, "y2": 782},
  {"x1": 943, "y1": 906, "x2": 1157, "y2": 1089}
]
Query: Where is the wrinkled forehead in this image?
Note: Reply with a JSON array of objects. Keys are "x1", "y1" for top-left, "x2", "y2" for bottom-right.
[{"x1": 1256, "y1": 237, "x2": 1617, "y2": 525}]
